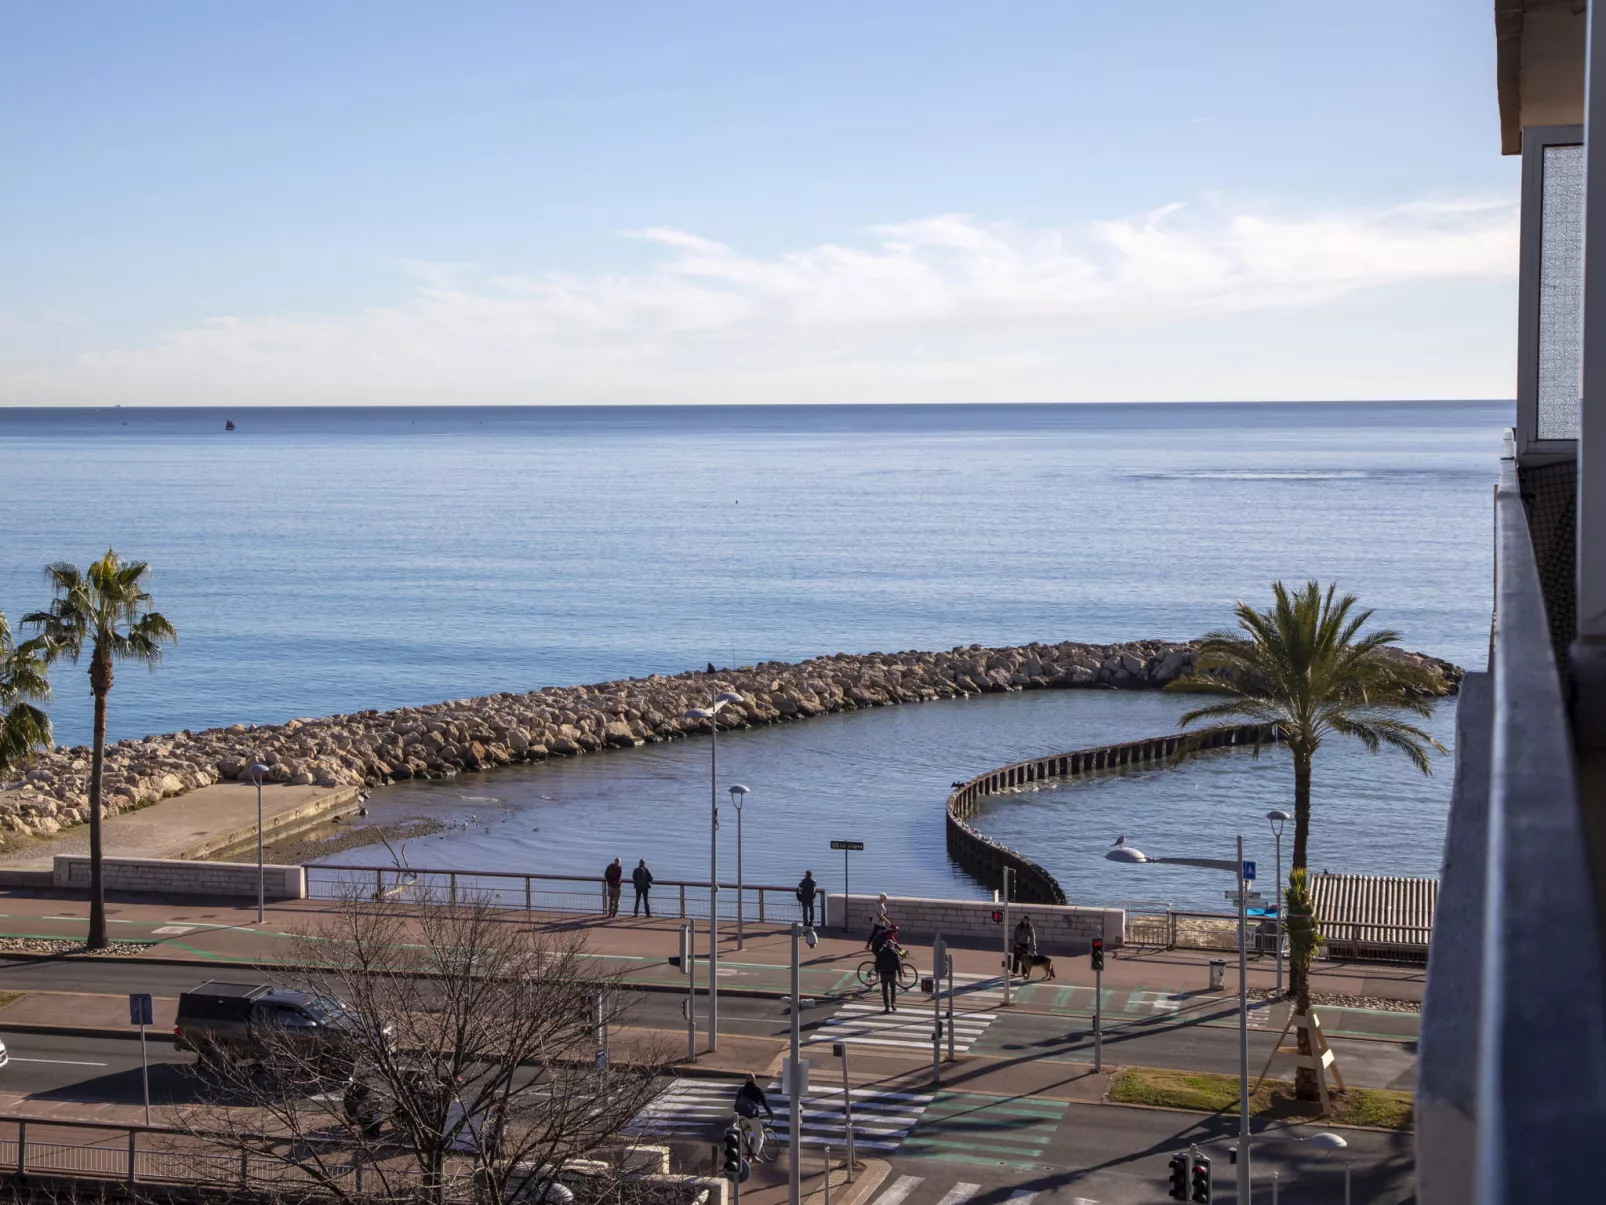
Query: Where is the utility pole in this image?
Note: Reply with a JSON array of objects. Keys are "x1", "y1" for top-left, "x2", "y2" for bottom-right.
[
  {"x1": 1001, "y1": 867, "x2": 1012, "y2": 1007},
  {"x1": 789, "y1": 922, "x2": 803, "y2": 1205},
  {"x1": 1237, "y1": 834, "x2": 1251, "y2": 1205}
]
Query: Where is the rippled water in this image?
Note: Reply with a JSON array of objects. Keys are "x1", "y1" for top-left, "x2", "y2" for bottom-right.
[
  {"x1": 0, "y1": 401, "x2": 1499, "y2": 909},
  {"x1": 336, "y1": 687, "x2": 1458, "y2": 912}
]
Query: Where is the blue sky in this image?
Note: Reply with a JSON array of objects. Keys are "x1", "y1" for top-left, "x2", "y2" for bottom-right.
[{"x1": 0, "y1": 2, "x2": 1518, "y2": 405}]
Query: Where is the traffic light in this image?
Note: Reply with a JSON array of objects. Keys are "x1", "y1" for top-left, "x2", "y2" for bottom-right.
[
  {"x1": 1167, "y1": 1151, "x2": 1188, "y2": 1200},
  {"x1": 1190, "y1": 1152, "x2": 1212, "y2": 1203},
  {"x1": 1090, "y1": 936, "x2": 1105, "y2": 972},
  {"x1": 722, "y1": 1126, "x2": 743, "y2": 1180}
]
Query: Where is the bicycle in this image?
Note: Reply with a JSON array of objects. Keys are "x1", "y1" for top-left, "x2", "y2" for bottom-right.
[
  {"x1": 737, "y1": 1113, "x2": 777, "y2": 1163},
  {"x1": 857, "y1": 947, "x2": 919, "y2": 991}
]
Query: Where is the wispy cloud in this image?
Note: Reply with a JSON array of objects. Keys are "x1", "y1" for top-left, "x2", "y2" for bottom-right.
[{"x1": 0, "y1": 198, "x2": 1517, "y2": 405}]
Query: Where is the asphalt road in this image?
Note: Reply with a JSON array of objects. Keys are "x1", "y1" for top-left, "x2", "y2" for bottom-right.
[
  {"x1": 867, "y1": 1101, "x2": 1415, "y2": 1205},
  {"x1": 0, "y1": 956, "x2": 1416, "y2": 1092}
]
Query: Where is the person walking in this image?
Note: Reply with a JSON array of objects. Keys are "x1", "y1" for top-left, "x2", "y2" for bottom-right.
[
  {"x1": 603, "y1": 858, "x2": 624, "y2": 918},
  {"x1": 866, "y1": 892, "x2": 893, "y2": 951},
  {"x1": 631, "y1": 859, "x2": 654, "y2": 918},
  {"x1": 874, "y1": 931, "x2": 903, "y2": 1013},
  {"x1": 1011, "y1": 914, "x2": 1038, "y2": 978},
  {"x1": 796, "y1": 870, "x2": 818, "y2": 928}
]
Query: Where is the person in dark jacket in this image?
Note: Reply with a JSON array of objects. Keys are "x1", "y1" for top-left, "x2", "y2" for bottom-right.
[
  {"x1": 632, "y1": 859, "x2": 654, "y2": 917},
  {"x1": 1011, "y1": 915, "x2": 1037, "y2": 977},
  {"x1": 603, "y1": 858, "x2": 624, "y2": 917},
  {"x1": 734, "y1": 1073, "x2": 774, "y2": 1157},
  {"x1": 874, "y1": 934, "x2": 903, "y2": 1013},
  {"x1": 796, "y1": 871, "x2": 818, "y2": 927}
]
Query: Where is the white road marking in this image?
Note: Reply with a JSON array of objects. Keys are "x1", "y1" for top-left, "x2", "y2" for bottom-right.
[
  {"x1": 933, "y1": 1182, "x2": 981, "y2": 1205},
  {"x1": 1006, "y1": 1193, "x2": 1038, "y2": 1205},
  {"x1": 868, "y1": 1175, "x2": 924, "y2": 1205},
  {"x1": 9, "y1": 1057, "x2": 109, "y2": 1067},
  {"x1": 150, "y1": 925, "x2": 196, "y2": 936}
]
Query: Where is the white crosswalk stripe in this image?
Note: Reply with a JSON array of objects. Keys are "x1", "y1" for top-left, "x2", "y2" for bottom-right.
[
  {"x1": 624, "y1": 1078, "x2": 934, "y2": 1152},
  {"x1": 808, "y1": 1002, "x2": 996, "y2": 1052},
  {"x1": 1005, "y1": 1192, "x2": 1038, "y2": 1205},
  {"x1": 869, "y1": 1176, "x2": 924, "y2": 1205},
  {"x1": 932, "y1": 1184, "x2": 981, "y2": 1205}
]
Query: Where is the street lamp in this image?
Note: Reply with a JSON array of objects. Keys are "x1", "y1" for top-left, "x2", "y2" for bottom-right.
[
  {"x1": 248, "y1": 764, "x2": 270, "y2": 924},
  {"x1": 684, "y1": 690, "x2": 744, "y2": 1052},
  {"x1": 729, "y1": 784, "x2": 751, "y2": 949},
  {"x1": 1267, "y1": 809, "x2": 1290, "y2": 993},
  {"x1": 1106, "y1": 835, "x2": 1254, "y2": 1205}
]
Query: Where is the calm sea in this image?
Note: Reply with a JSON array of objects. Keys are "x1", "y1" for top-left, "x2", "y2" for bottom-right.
[{"x1": 0, "y1": 402, "x2": 1508, "y2": 908}]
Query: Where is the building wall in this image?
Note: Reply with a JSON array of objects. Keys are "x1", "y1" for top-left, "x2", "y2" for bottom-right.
[
  {"x1": 825, "y1": 892, "x2": 1123, "y2": 952},
  {"x1": 53, "y1": 855, "x2": 307, "y2": 900}
]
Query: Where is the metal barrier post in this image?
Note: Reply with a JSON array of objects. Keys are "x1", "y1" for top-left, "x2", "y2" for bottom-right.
[
  {"x1": 127, "y1": 1130, "x2": 137, "y2": 1184},
  {"x1": 679, "y1": 884, "x2": 686, "y2": 918},
  {"x1": 375, "y1": 868, "x2": 383, "y2": 898},
  {"x1": 759, "y1": 887, "x2": 766, "y2": 923},
  {"x1": 449, "y1": 872, "x2": 457, "y2": 903},
  {"x1": 525, "y1": 876, "x2": 533, "y2": 912},
  {"x1": 240, "y1": 1148, "x2": 249, "y2": 1186},
  {"x1": 17, "y1": 1119, "x2": 25, "y2": 1178}
]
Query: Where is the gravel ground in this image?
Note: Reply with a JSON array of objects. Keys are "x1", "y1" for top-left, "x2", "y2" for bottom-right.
[
  {"x1": 0, "y1": 937, "x2": 158, "y2": 958},
  {"x1": 1247, "y1": 986, "x2": 1421, "y2": 1013}
]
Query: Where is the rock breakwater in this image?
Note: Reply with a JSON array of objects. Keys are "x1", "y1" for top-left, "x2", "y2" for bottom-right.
[{"x1": 0, "y1": 639, "x2": 1461, "y2": 845}]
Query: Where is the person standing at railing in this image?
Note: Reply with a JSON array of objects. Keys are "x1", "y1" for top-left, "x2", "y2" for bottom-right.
[
  {"x1": 796, "y1": 870, "x2": 818, "y2": 927},
  {"x1": 603, "y1": 858, "x2": 624, "y2": 917},
  {"x1": 631, "y1": 859, "x2": 654, "y2": 917}
]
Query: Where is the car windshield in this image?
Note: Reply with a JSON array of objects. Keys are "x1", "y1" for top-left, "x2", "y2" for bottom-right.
[{"x1": 301, "y1": 996, "x2": 348, "y2": 1023}]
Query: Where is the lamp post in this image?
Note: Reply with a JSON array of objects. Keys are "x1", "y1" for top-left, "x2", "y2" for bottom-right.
[
  {"x1": 730, "y1": 784, "x2": 751, "y2": 949},
  {"x1": 1267, "y1": 809, "x2": 1290, "y2": 994},
  {"x1": 684, "y1": 691, "x2": 744, "y2": 1053},
  {"x1": 1107, "y1": 836, "x2": 1253, "y2": 1204},
  {"x1": 248, "y1": 764, "x2": 270, "y2": 924}
]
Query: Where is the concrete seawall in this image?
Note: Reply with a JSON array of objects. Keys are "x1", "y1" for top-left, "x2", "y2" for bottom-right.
[
  {"x1": 828, "y1": 891, "x2": 1123, "y2": 953},
  {"x1": 944, "y1": 723, "x2": 1287, "y2": 905}
]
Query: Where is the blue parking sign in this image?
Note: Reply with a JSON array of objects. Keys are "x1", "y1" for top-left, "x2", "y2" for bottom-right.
[
  {"x1": 129, "y1": 993, "x2": 153, "y2": 1026},
  {"x1": 1242, "y1": 860, "x2": 1256, "y2": 882}
]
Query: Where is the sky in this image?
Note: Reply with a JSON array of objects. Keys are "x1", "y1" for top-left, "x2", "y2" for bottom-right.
[{"x1": 0, "y1": 2, "x2": 1519, "y2": 406}]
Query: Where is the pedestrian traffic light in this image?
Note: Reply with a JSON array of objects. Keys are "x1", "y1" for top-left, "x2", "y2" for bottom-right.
[
  {"x1": 1190, "y1": 1152, "x2": 1212, "y2": 1203},
  {"x1": 1167, "y1": 1151, "x2": 1188, "y2": 1200},
  {"x1": 722, "y1": 1126, "x2": 743, "y2": 1180},
  {"x1": 1090, "y1": 936, "x2": 1104, "y2": 972}
]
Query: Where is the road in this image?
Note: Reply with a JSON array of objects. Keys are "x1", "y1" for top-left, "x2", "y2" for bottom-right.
[{"x1": 0, "y1": 958, "x2": 1416, "y2": 1091}]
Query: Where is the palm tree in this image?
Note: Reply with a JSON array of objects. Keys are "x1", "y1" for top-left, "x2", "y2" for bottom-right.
[
  {"x1": 25, "y1": 552, "x2": 175, "y2": 950},
  {"x1": 1166, "y1": 581, "x2": 1445, "y2": 1096},
  {"x1": 0, "y1": 611, "x2": 53, "y2": 775}
]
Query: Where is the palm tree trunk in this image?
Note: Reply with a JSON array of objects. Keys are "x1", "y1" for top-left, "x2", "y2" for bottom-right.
[
  {"x1": 86, "y1": 653, "x2": 111, "y2": 951},
  {"x1": 1290, "y1": 747, "x2": 1317, "y2": 1101}
]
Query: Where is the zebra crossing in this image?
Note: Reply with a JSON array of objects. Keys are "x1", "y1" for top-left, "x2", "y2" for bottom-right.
[
  {"x1": 623, "y1": 1077, "x2": 934, "y2": 1151},
  {"x1": 868, "y1": 1177, "x2": 1095, "y2": 1205},
  {"x1": 807, "y1": 1001, "x2": 997, "y2": 1052}
]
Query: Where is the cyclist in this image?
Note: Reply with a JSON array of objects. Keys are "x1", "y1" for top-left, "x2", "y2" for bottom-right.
[
  {"x1": 875, "y1": 929, "x2": 904, "y2": 1013},
  {"x1": 734, "y1": 1073, "x2": 774, "y2": 1158}
]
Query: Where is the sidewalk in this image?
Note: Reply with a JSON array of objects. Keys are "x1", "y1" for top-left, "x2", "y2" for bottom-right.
[{"x1": 0, "y1": 781, "x2": 360, "y2": 869}]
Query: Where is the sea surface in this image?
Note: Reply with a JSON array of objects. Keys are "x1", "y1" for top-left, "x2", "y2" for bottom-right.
[{"x1": 0, "y1": 402, "x2": 1508, "y2": 909}]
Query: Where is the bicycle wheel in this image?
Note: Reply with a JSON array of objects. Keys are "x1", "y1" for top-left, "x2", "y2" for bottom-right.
[
  {"x1": 898, "y1": 960, "x2": 919, "y2": 990},
  {"x1": 857, "y1": 960, "x2": 878, "y2": 988}
]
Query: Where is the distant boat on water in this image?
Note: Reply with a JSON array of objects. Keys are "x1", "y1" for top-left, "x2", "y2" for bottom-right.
[{"x1": 225, "y1": 420, "x2": 235, "y2": 431}]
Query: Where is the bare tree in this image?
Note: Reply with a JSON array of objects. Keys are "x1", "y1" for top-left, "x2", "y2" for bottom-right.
[{"x1": 170, "y1": 887, "x2": 673, "y2": 1205}]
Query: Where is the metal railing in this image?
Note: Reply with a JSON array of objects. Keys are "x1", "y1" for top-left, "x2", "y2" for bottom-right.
[
  {"x1": 1467, "y1": 446, "x2": 1606, "y2": 1203},
  {"x1": 0, "y1": 1116, "x2": 355, "y2": 1188},
  {"x1": 1123, "y1": 907, "x2": 1432, "y2": 960},
  {"x1": 307, "y1": 864, "x2": 820, "y2": 926}
]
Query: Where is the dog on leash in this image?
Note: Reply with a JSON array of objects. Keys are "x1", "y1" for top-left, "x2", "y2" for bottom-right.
[{"x1": 1021, "y1": 953, "x2": 1056, "y2": 980}]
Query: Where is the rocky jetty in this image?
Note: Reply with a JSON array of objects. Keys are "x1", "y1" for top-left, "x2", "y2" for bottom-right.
[{"x1": 0, "y1": 639, "x2": 1462, "y2": 842}]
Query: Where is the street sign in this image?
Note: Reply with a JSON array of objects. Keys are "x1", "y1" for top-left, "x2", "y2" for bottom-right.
[
  {"x1": 1225, "y1": 890, "x2": 1265, "y2": 904},
  {"x1": 129, "y1": 993, "x2": 153, "y2": 1026},
  {"x1": 1242, "y1": 860, "x2": 1257, "y2": 881},
  {"x1": 829, "y1": 840, "x2": 864, "y2": 851}
]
